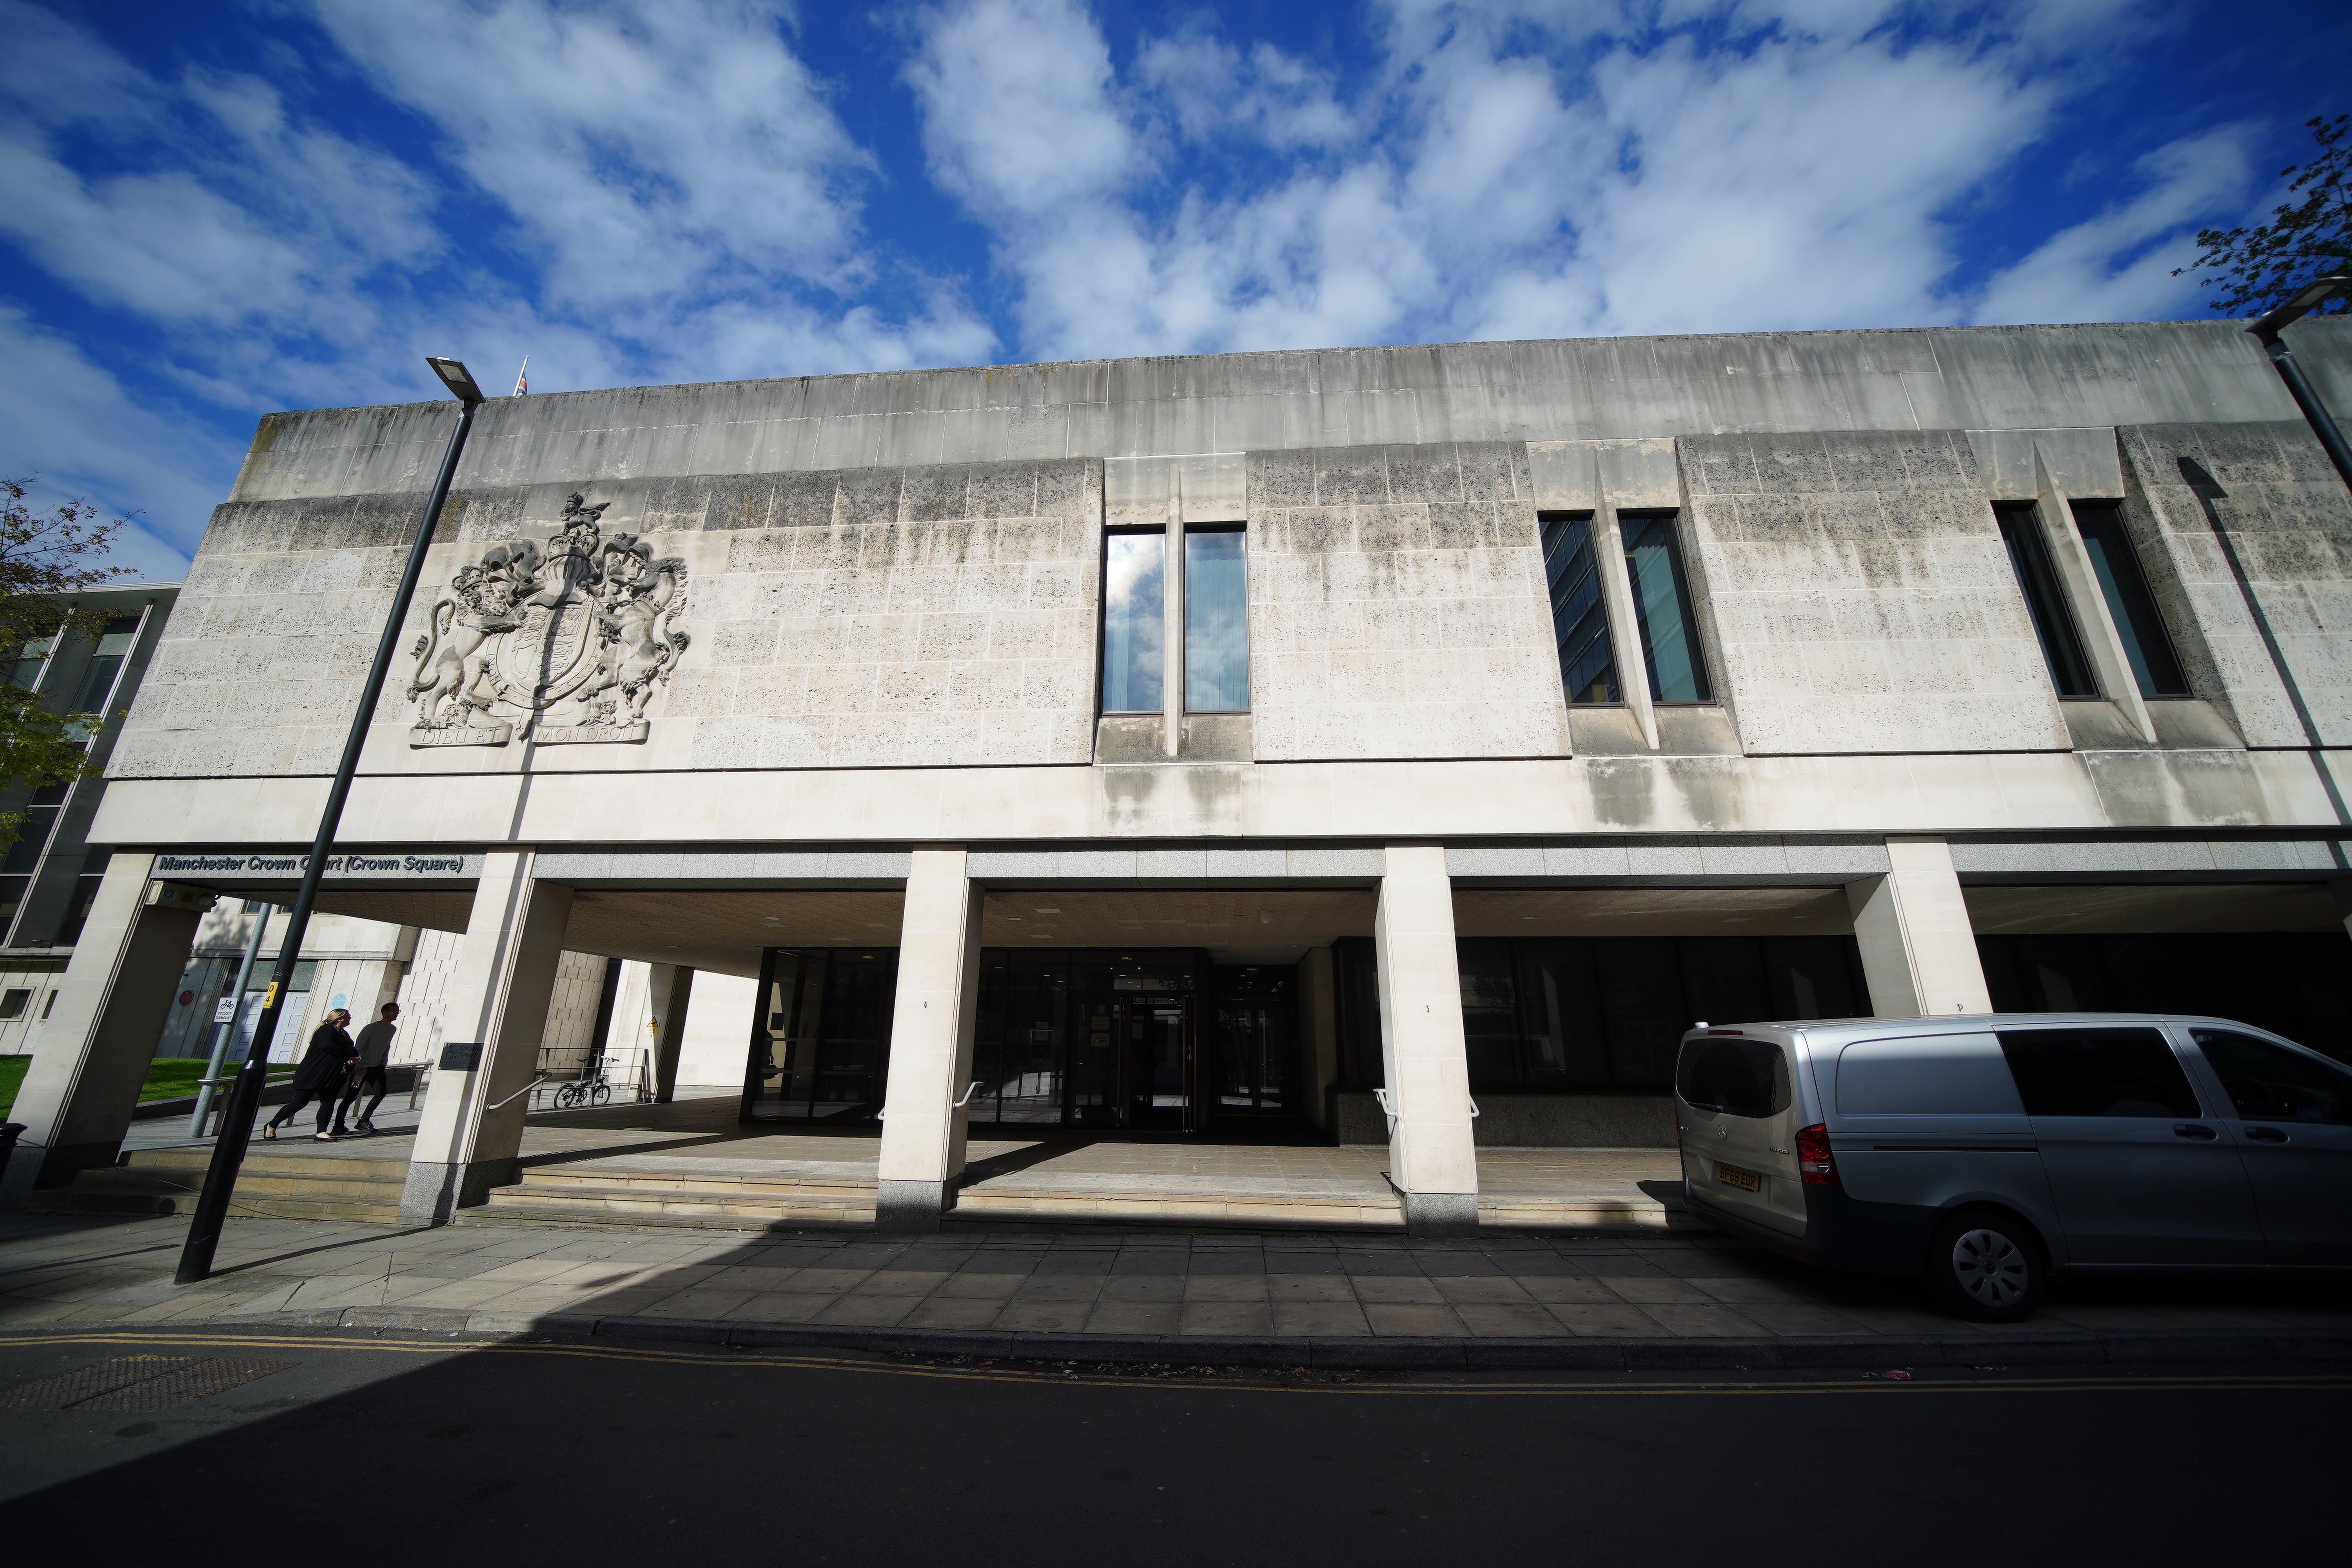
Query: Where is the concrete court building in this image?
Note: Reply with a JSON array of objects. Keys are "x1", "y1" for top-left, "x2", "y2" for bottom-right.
[{"x1": 5, "y1": 317, "x2": 2352, "y2": 1235}]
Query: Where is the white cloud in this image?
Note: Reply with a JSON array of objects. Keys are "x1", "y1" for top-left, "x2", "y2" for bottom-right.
[
  {"x1": 907, "y1": 0, "x2": 2240, "y2": 361},
  {"x1": 1971, "y1": 126, "x2": 2260, "y2": 325},
  {"x1": 305, "y1": 0, "x2": 877, "y2": 311},
  {"x1": 0, "y1": 307, "x2": 229, "y2": 579}
]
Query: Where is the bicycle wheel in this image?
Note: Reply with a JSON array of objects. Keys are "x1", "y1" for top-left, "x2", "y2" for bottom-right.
[
  {"x1": 552, "y1": 1083, "x2": 579, "y2": 1109},
  {"x1": 591, "y1": 1083, "x2": 612, "y2": 1107}
]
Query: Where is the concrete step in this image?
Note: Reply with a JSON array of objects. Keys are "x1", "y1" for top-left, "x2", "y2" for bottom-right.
[
  {"x1": 512, "y1": 1166, "x2": 877, "y2": 1200},
  {"x1": 123, "y1": 1148, "x2": 410, "y2": 1181},
  {"x1": 459, "y1": 1201, "x2": 875, "y2": 1233},
  {"x1": 25, "y1": 1185, "x2": 183, "y2": 1217},
  {"x1": 480, "y1": 1181, "x2": 876, "y2": 1225},
  {"x1": 951, "y1": 1187, "x2": 1407, "y2": 1229}
]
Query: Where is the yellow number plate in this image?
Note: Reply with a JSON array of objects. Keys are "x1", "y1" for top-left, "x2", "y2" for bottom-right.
[{"x1": 1714, "y1": 1161, "x2": 1761, "y2": 1193}]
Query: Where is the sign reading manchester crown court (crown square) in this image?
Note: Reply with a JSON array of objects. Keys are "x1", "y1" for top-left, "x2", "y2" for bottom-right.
[{"x1": 150, "y1": 853, "x2": 481, "y2": 880}]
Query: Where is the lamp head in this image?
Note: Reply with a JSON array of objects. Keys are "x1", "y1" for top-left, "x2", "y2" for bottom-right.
[
  {"x1": 426, "y1": 356, "x2": 485, "y2": 406},
  {"x1": 2248, "y1": 273, "x2": 2351, "y2": 341}
]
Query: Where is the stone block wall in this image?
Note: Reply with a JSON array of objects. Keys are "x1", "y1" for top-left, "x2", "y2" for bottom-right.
[
  {"x1": 111, "y1": 492, "x2": 419, "y2": 778},
  {"x1": 677, "y1": 458, "x2": 1101, "y2": 768},
  {"x1": 1246, "y1": 441, "x2": 1570, "y2": 761},
  {"x1": 1678, "y1": 429, "x2": 2068, "y2": 755},
  {"x1": 2116, "y1": 421, "x2": 2352, "y2": 748}
]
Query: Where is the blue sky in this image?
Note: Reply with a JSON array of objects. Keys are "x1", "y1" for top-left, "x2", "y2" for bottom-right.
[{"x1": 2, "y1": 0, "x2": 2346, "y2": 581}]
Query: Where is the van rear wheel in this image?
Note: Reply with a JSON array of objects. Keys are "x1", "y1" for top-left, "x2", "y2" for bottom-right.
[{"x1": 1925, "y1": 1209, "x2": 2045, "y2": 1323}]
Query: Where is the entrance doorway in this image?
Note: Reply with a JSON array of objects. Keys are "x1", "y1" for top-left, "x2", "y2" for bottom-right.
[{"x1": 1072, "y1": 992, "x2": 1195, "y2": 1132}]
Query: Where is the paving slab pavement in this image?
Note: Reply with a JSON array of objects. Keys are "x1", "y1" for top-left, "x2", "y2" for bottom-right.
[{"x1": 3, "y1": 1209, "x2": 2348, "y2": 1370}]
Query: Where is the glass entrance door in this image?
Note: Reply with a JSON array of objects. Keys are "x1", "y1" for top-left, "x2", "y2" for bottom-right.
[{"x1": 1069, "y1": 993, "x2": 1196, "y2": 1131}]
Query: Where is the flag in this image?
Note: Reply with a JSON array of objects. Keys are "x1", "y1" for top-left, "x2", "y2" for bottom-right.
[{"x1": 512, "y1": 356, "x2": 529, "y2": 396}]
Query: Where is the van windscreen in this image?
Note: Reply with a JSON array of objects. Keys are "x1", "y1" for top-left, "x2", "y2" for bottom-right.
[{"x1": 1676, "y1": 1037, "x2": 1791, "y2": 1118}]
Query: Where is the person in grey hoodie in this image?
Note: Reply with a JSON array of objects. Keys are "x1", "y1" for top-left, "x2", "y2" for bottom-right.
[{"x1": 335, "y1": 1002, "x2": 400, "y2": 1136}]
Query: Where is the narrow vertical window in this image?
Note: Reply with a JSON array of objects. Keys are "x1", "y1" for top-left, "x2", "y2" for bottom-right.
[
  {"x1": 1996, "y1": 505, "x2": 2097, "y2": 697},
  {"x1": 1183, "y1": 527, "x2": 1248, "y2": 711},
  {"x1": 1621, "y1": 514, "x2": 1711, "y2": 702},
  {"x1": 2071, "y1": 503, "x2": 2189, "y2": 697},
  {"x1": 1541, "y1": 513, "x2": 1618, "y2": 702},
  {"x1": 69, "y1": 614, "x2": 142, "y2": 716},
  {"x1": 1100, "y1": 531, "x2": 1165, "y2": 712},
  {"x1": 10, "y1": 639, "x2": 51, "y2": 690}
]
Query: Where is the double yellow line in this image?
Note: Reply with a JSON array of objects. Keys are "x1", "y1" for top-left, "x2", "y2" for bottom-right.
[{"x1": 2, "y1": 1328, "x2": 2343, "y2": 1397}]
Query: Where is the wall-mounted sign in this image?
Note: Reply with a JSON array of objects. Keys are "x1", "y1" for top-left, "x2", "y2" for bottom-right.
[
  {"x1": 152, "y1": 853, "x2": 481, "y2": 880},
  {"x1": 439, "y1": 1042, "x2": 484, "y2": 1071}
]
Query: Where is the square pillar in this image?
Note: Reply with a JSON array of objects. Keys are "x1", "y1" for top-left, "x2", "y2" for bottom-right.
[
  {"x1": 1846, "y1": 837, "x2": 1992, "y2": 1019},
  {"x1": 398, "y1": 852, "x2": 573, "y2": 1224},
  {"x1": 1, "y1": 855, "x2": 207, "y2": 1207},
  {"x1": 1300, "y1": 945, "x2": 1339, "y2": 1131},
  {"x1": 875, "y1": 846, "x2": 984, "y2": 1232},
  {"x1": 648, "y1": 964, "x2": 694, "y2": 1103},
  {"x1": 1374, "y1": 845, "x2": 1480, "y2": 1237}
]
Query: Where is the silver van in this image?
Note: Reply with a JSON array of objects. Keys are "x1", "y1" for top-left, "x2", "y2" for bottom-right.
[{"x1": 1672, "y1": 1013, "x2": 2352, "y2": 1321}]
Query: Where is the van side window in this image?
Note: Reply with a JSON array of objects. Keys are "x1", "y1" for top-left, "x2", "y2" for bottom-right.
[
  {"x1": 2191, "y1": 1030, "x2": 2352, "y2": 1125},
  {"x1": 1995, "y1": 1028, "x2": 2200, "y2": 1118},
  {"x1": 1836, "y1": 1034, "x2": 2022, "y2": 1116},
  {"x1": 1675, "y1": 1038, "x2": 1790, "y2": 1119}
]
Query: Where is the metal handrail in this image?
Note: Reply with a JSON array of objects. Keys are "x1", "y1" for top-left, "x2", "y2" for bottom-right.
[
  {"x1": 486, "y1": 1074, "x2": 548, "y2": 1111},
  {"x1": 953, "y1": 1079, "x2": 984, "y2": 1109}
]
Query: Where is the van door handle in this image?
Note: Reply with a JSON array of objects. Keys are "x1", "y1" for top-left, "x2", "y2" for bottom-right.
[
  {"x1": 2172, "y1": 1124, "x2": 2217, "y2": 1140},
  {"x1": 2242, "y1": 1126, "x2": 2289, "y2": 1144}
]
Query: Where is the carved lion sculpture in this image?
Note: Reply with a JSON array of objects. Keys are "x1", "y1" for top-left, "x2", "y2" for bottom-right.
[
  {"x1": 405, "y1": 551, "x2": 528, "y2": 729},
  {"x1": 570, "y1": 541, "x2": 690, "y2": 727}
]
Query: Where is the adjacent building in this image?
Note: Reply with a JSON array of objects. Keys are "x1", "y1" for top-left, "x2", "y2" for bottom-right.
[{"x1": 4, "y1": 317, "x2": 2348, "y2": 1233}]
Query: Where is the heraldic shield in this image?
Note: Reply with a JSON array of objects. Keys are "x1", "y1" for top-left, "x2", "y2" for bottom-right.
[{"x1": 405, "y1": 492, "x2": 691, "y2": 746}]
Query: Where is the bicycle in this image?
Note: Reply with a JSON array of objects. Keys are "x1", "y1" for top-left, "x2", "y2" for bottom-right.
[{"x1": 551, "y1": 1055, "x2": 615, "y2": 1109}]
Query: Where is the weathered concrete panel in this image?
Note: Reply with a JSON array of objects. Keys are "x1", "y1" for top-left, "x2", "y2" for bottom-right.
[
  {"x1": 1245, "y1": 441, "x2": 1572, "y2": 762},
  {"x1": 2113, "y1": 421, "x2": 2352, "y2": 749},
  {"x1": 1679, "y1": 428, "x2": 2070, "y2": 756}
]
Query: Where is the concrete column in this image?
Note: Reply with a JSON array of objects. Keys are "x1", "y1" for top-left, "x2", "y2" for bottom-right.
[
  {"x1": 1373, "y1": 845, "x2": 1479, "y2": 1237},
  {"x1": 1, "y1": 855, "x2": 206, "y2": 1207},
  {"x1": 1846, "y1": 837, "x2": 1992, "y2": 1019},
  {"x1": 1299, "y1": 945, "x2": 1338, "y2": 1131},
  {"x1": 398, "y1": 852, "x2": 573, "y2": 1224},
  {"x1": 875, "y1": 846, "x2": 984, "y2": 1231},
  {"x1": 648, "y1": 964, "x2": 694, "y2": 1103}
]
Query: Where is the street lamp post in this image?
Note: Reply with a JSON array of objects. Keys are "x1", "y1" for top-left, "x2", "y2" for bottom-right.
[
  {"x1": 2247, "y1": 273, "x2": 2352, "y2": 493},
  {"x1": 175, "y1": 357, "x2": 486, "y2": 1285}
]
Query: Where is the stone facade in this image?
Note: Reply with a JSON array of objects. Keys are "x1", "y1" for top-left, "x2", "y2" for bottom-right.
[
  {"x1": 1680, "y1": 428, "x2": 2068, "y2": 755},
  {"x1": 1248, "y1": 442, "x2": 1567, "y2": 762}
]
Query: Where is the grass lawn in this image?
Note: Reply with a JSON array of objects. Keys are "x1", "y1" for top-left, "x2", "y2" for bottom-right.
[{"x1": 0, "y1": 1056, "x2": 295, "y2": 1120}]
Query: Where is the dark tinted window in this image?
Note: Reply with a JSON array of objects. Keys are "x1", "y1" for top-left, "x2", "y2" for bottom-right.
[
  {"x1": 1676, "y1": 1037, "x2": 1791, "y2": 1119},
  {"x1": 2192, "y1": 1029, "x2": 2352, "y2": 1125},
  {"x1": 2072, "y1": 503, "x2": 2190, "y2": 698},
  {"x1": 1996, "y1": 505, "x2": 2096, "y2": 697},
  {"x1": 1540, "y1": 513, "x2": 1618, "y2": 703},
  {"x1": 1621, "y1": 514, "x2": 1711, "y2": 702},
  {"x1": 1996, "y1": 1027, "x2": 2200, "y2": 1118}
]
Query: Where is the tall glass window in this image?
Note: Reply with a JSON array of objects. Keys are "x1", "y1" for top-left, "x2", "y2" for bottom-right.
[
  {"x1": 10, "y1": 638, "x2": 51, "y2": 690},
  {"x1": 1183, "y1": 528, "x2": 1249, "y2": 711},
  {"x1": 1996, "y1": 505, "x2": 2097, "y2": 697},
  {"x1": 2071, "y1": 503, "x2": 2189, "y2": 697},
  {"x1": 1100, "y1": 532, "x2": 1165, "y2": 712},
  {"x1": 1621, "y1": 514, "x2": 1711, "y2": 702},
  {"x1": 69, "y1": 615, "x2": 142, "y2": 717},
  {"x1": 1540, "y1": 514, "x2": 1618, "y2": 702}
]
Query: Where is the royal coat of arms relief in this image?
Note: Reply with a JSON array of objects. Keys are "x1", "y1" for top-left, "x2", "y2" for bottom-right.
[{"x1": 406, "y1": 493, "x2": 691, "y2": 747}]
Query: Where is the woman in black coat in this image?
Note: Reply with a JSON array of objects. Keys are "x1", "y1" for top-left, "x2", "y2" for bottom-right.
[{"x1": 263, "y1": 1009, "x2": 358, "y2": 1142}]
